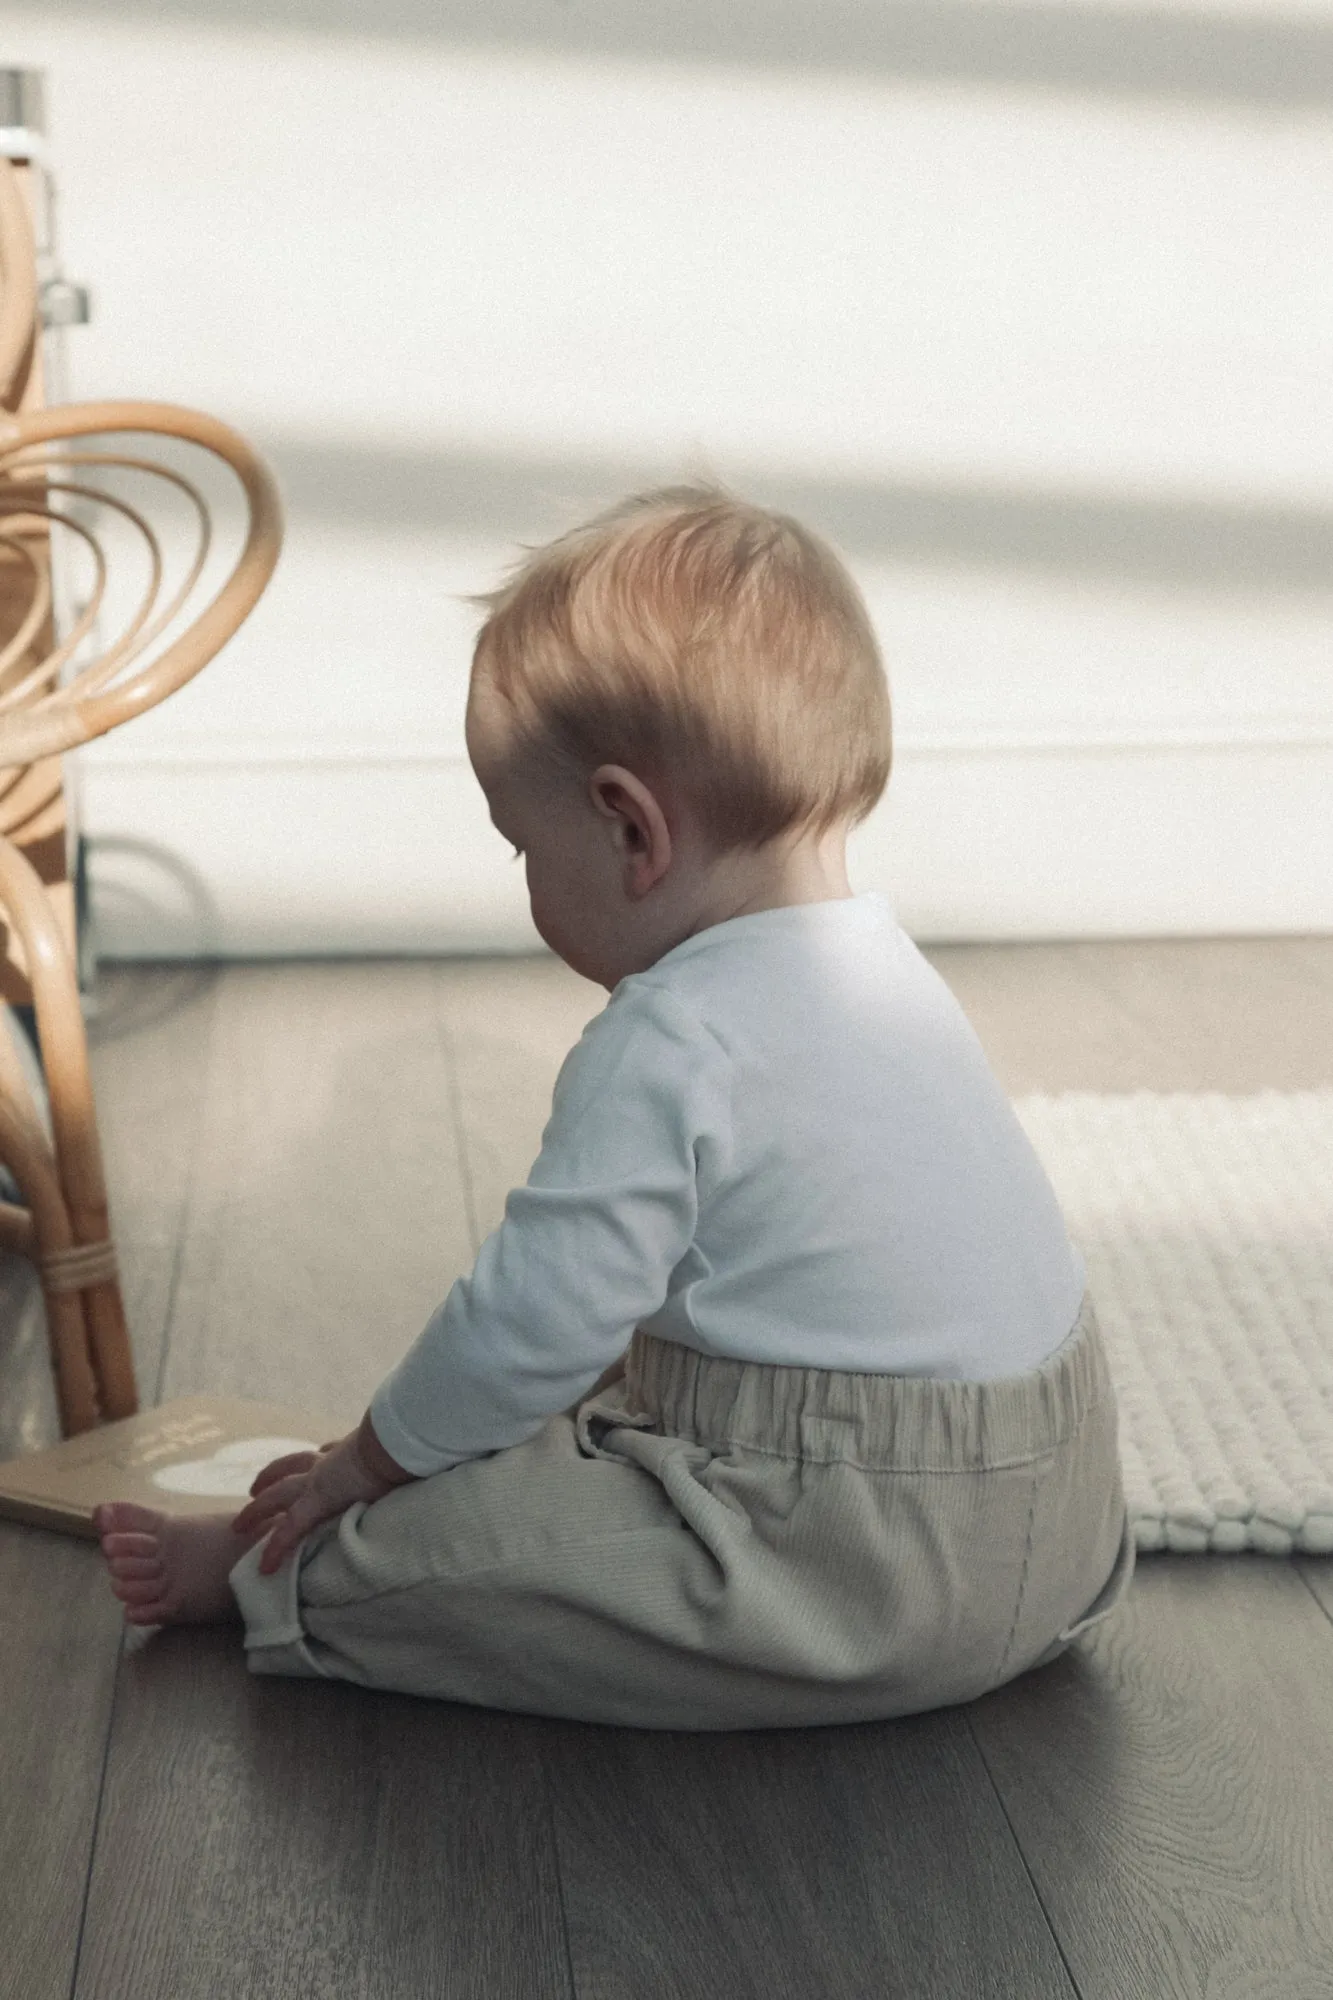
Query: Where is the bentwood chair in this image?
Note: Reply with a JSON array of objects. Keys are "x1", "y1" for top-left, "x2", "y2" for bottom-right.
[{"x1": 0, "y1": 166, "x2": 284, "y2": 1436}]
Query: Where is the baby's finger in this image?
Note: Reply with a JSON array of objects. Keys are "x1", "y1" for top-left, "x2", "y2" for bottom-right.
[
  {"x1": 256, "y1": 1491, "x2": 331, "y2": 1577},
  {"x1": 256, "y1": 1514, "x2": 309, "y2": 1576},
  {"x1": 248, "y1": 1451, "x2": 318, "y2": 1497},
  {"x1": 255, "y1": 1518, "x2": 292, "y2": 1575},
  {"x1": 231, "y1": 1472, "x2": 310, "y2": 1535}
]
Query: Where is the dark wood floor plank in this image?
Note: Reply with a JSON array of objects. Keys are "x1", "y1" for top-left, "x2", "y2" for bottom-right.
[
  {"x1": 923, "y1": 940, "x2": 1160, "y2": 1095},
  {"x1": 544, "y1": 1712, "x2": 1075, "y2": 2000},
  {"x1": 0, "y1": 1523, "x2": 124, "y2": 2000},
  {"x1": 969, "y1": 1554, "x2": 1333, "y2": 2000},
  {"x1": 1283, "y1": 936, "x2": 1333, "y2": 1009},
  {"x1": 433, "y1": 956, "x2": 604, "y2": 1245},
  {"x1": 159, "y1": 960, "x2": 474, "y2": 1422},
  {"x1": 73, "y1": 1627, "x2": 572, "y2": 2000},
  {"x1": 86, "y1": 963, "x2": 224, "y2": 1409},
  {"x1": 925, "y1": 935, "x2": 1333, "y2": 1094},
  {"x1": 1296, "y1": 1557, "x2": 1333, "y2": 1625},
  {"x1": 1064, "y1": 937, "x2": 1333, "y2": 1091}
]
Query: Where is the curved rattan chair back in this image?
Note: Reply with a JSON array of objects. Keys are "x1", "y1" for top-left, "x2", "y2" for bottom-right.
[
  {"x1": 0, "y1": 162, "x2": 284, "y2": 1439},
  {"x1": 0, "y1": 400, "x2": 283, "y2": 771}
]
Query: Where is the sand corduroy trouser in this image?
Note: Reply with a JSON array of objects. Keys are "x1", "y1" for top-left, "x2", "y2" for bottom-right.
[{"x1": 229, "y1": 1288, "x2": 1135, "y2": 1730}]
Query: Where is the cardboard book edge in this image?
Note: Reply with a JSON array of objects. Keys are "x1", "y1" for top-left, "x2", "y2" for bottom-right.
[{"x1": 0, "y1": 1490, "x2": 99, "y2": 1537}]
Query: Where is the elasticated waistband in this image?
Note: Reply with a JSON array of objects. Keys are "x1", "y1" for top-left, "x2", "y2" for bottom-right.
[{"x1": 621, "y1": 1290, "x2": 1111, "y2": 1473}]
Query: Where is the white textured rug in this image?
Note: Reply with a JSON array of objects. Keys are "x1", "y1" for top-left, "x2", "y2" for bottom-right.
[{"x1": 1013, "y1": 1091, "x2": 1333, "y2": 1555}]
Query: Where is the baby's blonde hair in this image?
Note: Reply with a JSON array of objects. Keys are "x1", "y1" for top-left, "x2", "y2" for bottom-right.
[{"x1": 469, "y1": 485, "x2": 891, "y2": 853}]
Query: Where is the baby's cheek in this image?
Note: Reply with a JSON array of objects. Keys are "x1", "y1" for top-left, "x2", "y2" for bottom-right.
[
  {"x1": 526, "y1": 882, "x2": 567, "y2": 955},
  {"x1": 527, "y1": 896, "x2": 557, "y2": 953}
]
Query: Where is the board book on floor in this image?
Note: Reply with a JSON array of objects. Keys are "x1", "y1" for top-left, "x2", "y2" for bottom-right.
[{"x1": 0, "y1": 1397, "x2": 350, "y2": 1537}]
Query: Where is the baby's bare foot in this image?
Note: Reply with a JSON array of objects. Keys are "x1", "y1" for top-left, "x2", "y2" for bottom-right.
[{"x1": 93, "y1": 1502, "x2": 263, "y2": 1626}]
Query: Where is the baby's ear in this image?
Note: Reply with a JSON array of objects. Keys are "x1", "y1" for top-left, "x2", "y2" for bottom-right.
[
  {"x1": 588, "y1": 766, "x2": 639, "y2": 825},
  {"x1": 588, "y1": 773, "x2": 616, "y2": 816}
]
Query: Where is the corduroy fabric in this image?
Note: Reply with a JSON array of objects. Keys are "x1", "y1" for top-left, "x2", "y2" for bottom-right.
[{"x1": 231, "y1": 1289, "x2": 1134, "y2": 1731}]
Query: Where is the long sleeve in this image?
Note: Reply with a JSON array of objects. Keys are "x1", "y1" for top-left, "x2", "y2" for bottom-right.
[{"x1": 368, "y1": 984, "x2": 733, "y2": 1476}]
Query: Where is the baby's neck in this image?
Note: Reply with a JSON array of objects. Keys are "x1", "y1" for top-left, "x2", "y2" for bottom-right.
[
  {"x1": 586, "y1": 814, "x2": 857, "y2": 989},
  {"x1": 645, "y1": 822, "x2": 855, "y2": 967},
  {"x1": 695, "y1": 828, "x2": 854, "y2": 926}
]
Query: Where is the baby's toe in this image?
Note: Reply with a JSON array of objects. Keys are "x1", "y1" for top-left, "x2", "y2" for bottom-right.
[
  {"x1": 122, "y1": 1600, "x2": 169, "y2": 1626},
  {"x1": 93, "y1": 1501, "x2": 165, "y2": 1538},
  {"x1": 108, "y1": 1554, "x2": 163, "y2": 1581},
  {"x1": 112, "y1": 1575, "x2": 168, "y2": 1607},
  {"x1": 101, "y1": 1531, "x2": 160, "y2": 1560}
]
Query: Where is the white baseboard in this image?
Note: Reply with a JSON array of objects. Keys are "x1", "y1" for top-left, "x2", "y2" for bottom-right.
[{"x1": 77, "y1": 733, "x2": 1333, "y2": 959}]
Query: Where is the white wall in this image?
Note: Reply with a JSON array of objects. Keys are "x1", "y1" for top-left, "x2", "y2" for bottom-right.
[{"x1": 5, "y1": 2, "x2": 1332, "y2": 951}]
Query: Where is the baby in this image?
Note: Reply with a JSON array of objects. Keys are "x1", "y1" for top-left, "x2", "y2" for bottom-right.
[{"x1": 95, "y1": 486, "x2": 1134, "y2": 1730}]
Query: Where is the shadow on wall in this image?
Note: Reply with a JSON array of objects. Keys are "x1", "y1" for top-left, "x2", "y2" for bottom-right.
[
  {"x1": 266, "y1": 436, "x2": 1333, "y2": 596},
  {"x1": 85, "y1": 837, "x2": 225, "y2": 971},
  {"x1": 46, "y1": 0, "x2": 1333, "y2": 108}
]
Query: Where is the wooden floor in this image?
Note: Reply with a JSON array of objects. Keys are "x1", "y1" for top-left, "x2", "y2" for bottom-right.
[{"x1": 3, "y1": 935, "x2": 1333, "y2": 2000}]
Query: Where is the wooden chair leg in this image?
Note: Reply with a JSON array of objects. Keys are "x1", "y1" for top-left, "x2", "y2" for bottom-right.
[
  {"x1": 0, "y1": 835, "x2": 138, "y2": 1424},
  {"x1": 80, "y1": 1279, "x2": 137, "y2": 1420},
  {"x1": 42, "y1": 1288, "x2": 101, "y2": 1437}
]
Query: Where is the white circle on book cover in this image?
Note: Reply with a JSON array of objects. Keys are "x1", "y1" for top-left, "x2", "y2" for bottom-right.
[{"x1": 151, "y1": 1437, "x2": 321, "y2": 1497}]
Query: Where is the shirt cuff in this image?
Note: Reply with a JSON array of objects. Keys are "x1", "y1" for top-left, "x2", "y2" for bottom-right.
[{"x1": 367, "y1": 1383, "x2": 474, "y2": 1479}]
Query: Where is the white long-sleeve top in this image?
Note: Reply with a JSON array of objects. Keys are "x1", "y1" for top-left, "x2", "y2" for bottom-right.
[{"x1": 370, "y1": 893, "x2": 1086, "y2": 1476}]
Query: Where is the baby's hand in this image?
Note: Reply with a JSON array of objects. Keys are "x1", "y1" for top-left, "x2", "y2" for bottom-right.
[{"x1": 230, "y1": 1415, "x2": 415, "y2": 1576}]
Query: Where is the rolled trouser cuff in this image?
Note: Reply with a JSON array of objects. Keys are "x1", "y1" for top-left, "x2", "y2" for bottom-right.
[{"x1": 228, "y1": 1510, "x2": 361, "y2": 1679}]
